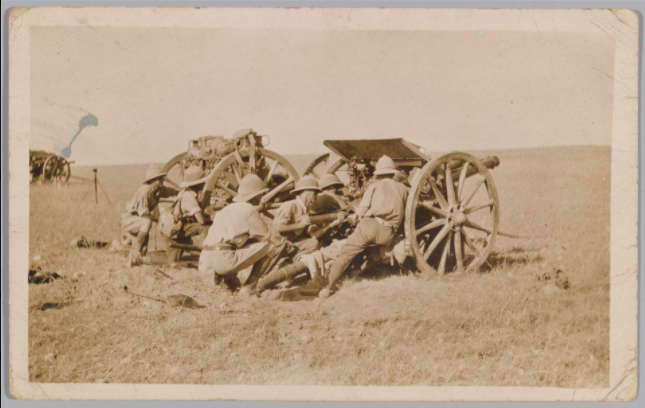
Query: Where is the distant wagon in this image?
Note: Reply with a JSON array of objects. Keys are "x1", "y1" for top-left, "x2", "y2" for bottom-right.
[{"x1": 29, "y1": 150, "x2": 72, "y2": 184}]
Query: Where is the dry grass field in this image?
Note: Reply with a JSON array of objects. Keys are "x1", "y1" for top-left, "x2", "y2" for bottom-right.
[{"x1": 28, "y1": 145, "x2": 610, "y2": 387}]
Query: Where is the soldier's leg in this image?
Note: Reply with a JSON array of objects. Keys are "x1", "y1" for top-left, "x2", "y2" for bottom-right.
[
  {"x1": 165, "y1": 238, "x2": 183, "y2": 262},
  {"x1": 294, "y1": 237, "x2": 319, "y2": 255},
  {"x1": 131, "y1": 218, "x2": 152, "y2": 255},
  {"x1": 324, "y1": 219, "x2": 376, "y2": 291}
]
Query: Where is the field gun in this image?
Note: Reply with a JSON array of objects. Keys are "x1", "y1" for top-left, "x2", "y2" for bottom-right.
[{"x1": 303, "y1": 138, "x2": 502, "y2": 275}]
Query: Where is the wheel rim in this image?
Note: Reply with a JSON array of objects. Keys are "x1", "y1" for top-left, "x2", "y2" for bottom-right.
[
  {"x1": 161, "y1": 152, "x2": 187, "y2": 192},
  {"x1": 55, "y1": 159, "x2": 71, "y2": 184},
  {"x1": 405, "y1": 152, "x2": 499, "y2": 275},
  {"x1": 302, "y1": 153, "x2": 331, "y2": 177},
  {"x1": 202, "y1": 148, "x2": 300, "y2": 208},
  {"x1": 41, "y1": 155, "x2": 57, "y2": 183}
]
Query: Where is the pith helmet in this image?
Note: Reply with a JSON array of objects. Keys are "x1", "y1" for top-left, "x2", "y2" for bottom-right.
[
  {"x1": 319, "y1": 174, "x2": 344, "y2": 190},
  {"x1": 373, "y1": 155, "x2": 398, "y2": 176},
  {"x1": 144, "y1": 164, "x2": 167, "y2": 183},
  {"x1": 180, "y1": 167, "x2": 208, "y2": 188},
  {"x1": 233, "y1": 174, "x2": 269, "y2": 203},
  {"x1": 290, "y1": 175, "x2": 321, "y2": 195}
]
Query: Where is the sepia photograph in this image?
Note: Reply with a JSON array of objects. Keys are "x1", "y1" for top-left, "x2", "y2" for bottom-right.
[{"x1": 7, "y1": 6, "x2": 639, "y2": 401}]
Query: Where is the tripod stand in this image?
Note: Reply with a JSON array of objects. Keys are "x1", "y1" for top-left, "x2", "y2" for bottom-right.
[{"x1": 77, "y1": 168, "x2": 112, "y2": 206}]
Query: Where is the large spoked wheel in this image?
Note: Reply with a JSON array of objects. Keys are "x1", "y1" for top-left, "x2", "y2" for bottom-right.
[
  {"x1": 54, "y1": 158, "x2": 71, "y2": 184},
  {"x1": 41, "y1": 155, "x2": 57, "y2": 183},
  {"x1": 303, "y1": 153, "x2": 351, "y2": 183},
  {"x1": 161, "y1": 152, "x2": 187, "y2": 192},
  {"x1": 202, "y1": 149, "x2": 299, "y2": 209},
  {"x1": 405, "y1": 152, "x2": 499, "y2": 275}
]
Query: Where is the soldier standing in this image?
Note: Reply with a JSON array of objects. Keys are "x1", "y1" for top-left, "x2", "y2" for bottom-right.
[{"x1": 319, "y1": 155, "x2": 409, "y2": 298}]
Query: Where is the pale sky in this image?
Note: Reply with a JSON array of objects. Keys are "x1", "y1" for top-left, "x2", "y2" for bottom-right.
[{"x1": 30, "y1": 27, "x2": 615, "y2": 165}]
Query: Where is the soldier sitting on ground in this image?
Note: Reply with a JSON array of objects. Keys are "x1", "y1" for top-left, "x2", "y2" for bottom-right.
[
  {"x1": 160, "y1": 167, "x2": 210, "y2": 263},
  {"x1": 319, "y1": 155, "x2": 409, "y2": 298},
  {"x1": 198, "y1": 174, "x2": 285, "y2": 295},
  {"x1": 120, "y1": 164, "x2": 169, "y2": 267},
  {"x1": 272, "y1": 175, "x2": 323, "y2": 255}
]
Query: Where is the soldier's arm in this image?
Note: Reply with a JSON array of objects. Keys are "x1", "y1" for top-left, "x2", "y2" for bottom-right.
[
  {"x1": 248, "y1": 209, "x2": 271, "y2": 241},
  {"x1": 273, "y1": 203, "x2": 309, "y2": 233},
  {"x1": 183, "y1": 193, "x2": 207, "y2": 225}
]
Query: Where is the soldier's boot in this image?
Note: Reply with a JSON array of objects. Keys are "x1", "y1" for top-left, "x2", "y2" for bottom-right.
[
  {"x1": 128, "y1": 232, "x2": 150, "y2": 267},
  {"x1": 256, "y1": 261, "x2": 309, "y2": 293},
  {"x1": 243, "y1": 242, "x2": 288, "y2": 293}
]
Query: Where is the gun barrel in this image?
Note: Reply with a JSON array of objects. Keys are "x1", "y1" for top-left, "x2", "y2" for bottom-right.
[
  {"x1": 449, "y1": 156, "x2": 500, "y2": 180},
  {"x1": 309, "y1": 213, "x2": 340, "y2": 225}
]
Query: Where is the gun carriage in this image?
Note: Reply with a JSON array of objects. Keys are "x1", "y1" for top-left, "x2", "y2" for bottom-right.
[
  {"x1": 162, "y1": 129, "x2": 300, "y2": 211},
  {"x1": 304, "y1": 139, "x2": 501, "y2": 275},
  {"x1": 163, "y1": 133, "x2": 501, "y2": 275}
]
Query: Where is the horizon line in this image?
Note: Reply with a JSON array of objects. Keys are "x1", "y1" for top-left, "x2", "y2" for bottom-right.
[{"x1": 69, "y1": 143, "x2": 612, "y2": 167}]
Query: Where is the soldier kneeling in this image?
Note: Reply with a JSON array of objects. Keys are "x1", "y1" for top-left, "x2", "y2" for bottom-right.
[
  {"x1": 198, "y1": 174, "x2": 284, "y2": 294},
  {"x1": 159, "y1": 167, "x2": 210, "y2": 263}
]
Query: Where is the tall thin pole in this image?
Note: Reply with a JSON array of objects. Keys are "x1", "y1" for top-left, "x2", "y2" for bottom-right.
[{"x1": 93, "y1": 168, "x2": 98, "y2": 204}]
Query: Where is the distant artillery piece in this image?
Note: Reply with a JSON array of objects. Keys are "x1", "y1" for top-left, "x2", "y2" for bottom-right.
[
  {"x1": 162, "y1": 128, "x2": 300, "y2": 212},
  {"x1": 303, "y1": 139, "x2": 501, "y2": 275},
  {"x1": 29, "y1": 150, "x2": 73, "y2": 184}
]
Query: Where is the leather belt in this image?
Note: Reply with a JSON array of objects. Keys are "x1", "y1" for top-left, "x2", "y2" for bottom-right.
[{"x1": 203, "y1": 242, "x2": 235, "y2": 251}]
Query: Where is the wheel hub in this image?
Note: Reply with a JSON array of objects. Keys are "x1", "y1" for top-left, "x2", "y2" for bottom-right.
[{"x1": 448, "y1": 205, "x2": 467, "y2": 230}]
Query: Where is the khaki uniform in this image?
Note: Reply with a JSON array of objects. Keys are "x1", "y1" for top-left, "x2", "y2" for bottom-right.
[
  {"x1": 273, "y1": 197, "x2": 319, "y2": 253},
  {"x1": 325, "y1": 178, "x2": 409, "y2": 289},
  {"x1": 165, "y1": 190, "x2": 209, "y2": 262},
  {"x1": 120, "y1": 184, "x2": 160, "y2": 254},
  {"x1": 199, "y1": 202, "x2": 270, "y2": 284}
]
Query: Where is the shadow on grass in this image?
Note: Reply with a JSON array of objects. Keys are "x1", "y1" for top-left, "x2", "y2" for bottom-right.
[
  {"x1": 32, "y1": 301, "x2": 71, "y2": 311},
  {"x1": 480, "y1": 248, "x2": 543, "y2": 272}
]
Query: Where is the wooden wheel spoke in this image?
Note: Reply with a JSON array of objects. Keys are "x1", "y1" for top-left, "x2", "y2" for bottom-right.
[
  {"x1": 429, "y1": 178, "x2": 449, "y2": 210},
  {"x1": 264, "y1": 160, "x2": 279, "y2": 183},
  {"x1": 261, "y1": 176, "x2": 295, "y2": 204},
  {"x1": 464, "y1": 220, "x2": 493, "y2": 235},
  {"x1": 415, "y1": 218, "x2": 446, "y2": 237},
  {"x1": 423, "y1": 223, "x2": 451, "y2": 259},
  {"x1": 454, "y1": 231, "x2": 464, "y2": 273},
  {"x1": 461, "y1": 228, "x2": 482, "y2": 258},
  {"x1": 164, "y1": 178, "x2": 180, "y2": 189},
  {"x1": 419, "y1": 200, "x2": 449, "y2": 218},
  {"x1": 445, "y1": 164, "x2": 456, "y2": 206},
  {"x1": 231, "y1": 163, "x2": 243, "y2": 184},
  {"x1": 457, "y1": 162, "x2": 470, "y2": 199},
  {"x1": 217, "y1": 181, "x2": 238, "y2": 197},
  {"x1": 461, "y1": 176, "x2": 485, "y2": 209},
  {"x1": 438, "y1": 232, "x2": 452, "y2": 275},
  {"x1": 464, "y1": 200, "x2": 495, "y2": 215}
]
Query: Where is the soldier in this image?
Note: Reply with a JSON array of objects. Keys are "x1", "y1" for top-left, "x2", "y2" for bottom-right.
[
  {"x1": 199, "y1": 174, "x2": 283, "y2": 293},
  {"x1": 120, "y1": 164, "x2": 167, "y2": 267},
  {"x1": 318, "y1": 173, "x2": 348, "y2": 210},
  {"x1": 163, "y1": 167, "x2": 210, "y2": 262},
  {"x1": 319, "y1": 155, "x2": 409, "y2": 298},
  {"x1": 272, "y1": 175, "x2": 322, "y2": 254}
]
